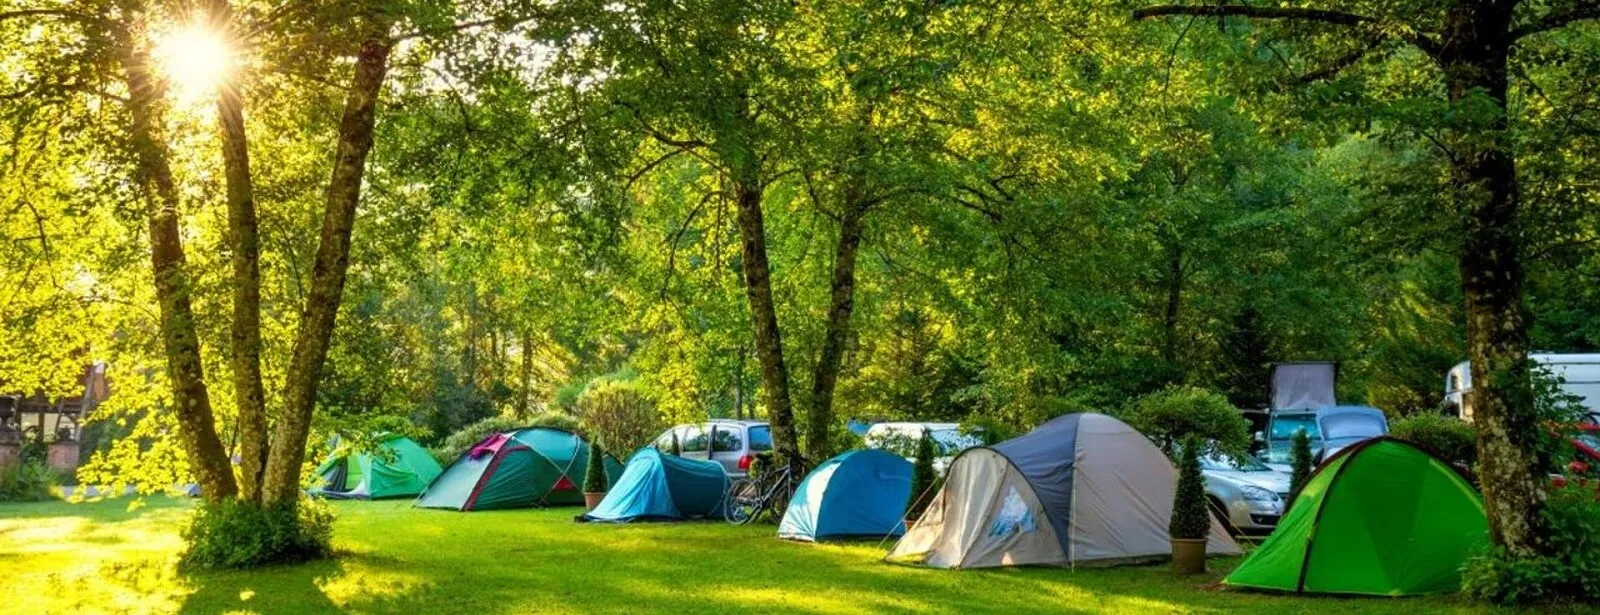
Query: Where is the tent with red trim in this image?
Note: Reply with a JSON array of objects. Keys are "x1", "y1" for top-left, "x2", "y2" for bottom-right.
[{"x1": 417, "y1": 427, "x2": 623, "y2": 511}]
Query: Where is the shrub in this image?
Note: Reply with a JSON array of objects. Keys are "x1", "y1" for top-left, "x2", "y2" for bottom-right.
[
  {"x1": 1463, "y1": 481, "x2": 1600, "y2": 604},
  {"x1": 1287, "y1": 430, "x2": 1313, "y2": 510},
  {"x1": 908, "y1": 429, "x2": 938, "y2": 518},
  {"x1": 430, "y1": 411, "x2": 579, "y2": 465},
  {"x1": 1391, "y1": 413, "x2": 1477, "y2": 468},
  {"x1": 960, "y1": 415, "x2": 1016, "y2": 446},
  {"x1": 1119, "y1": 386, "x2": 1250, "y2": 460},
  {"x1": 1170, "y1": 436, "x2": 1209, "y2": 540},
  {"x1": 180, "y1": 498, "x2": 334, "y2": 570},
  {"x1": 583, "y1": 442, "x2": 608, "y2": 493},
  {"x1": 577, "y1": 379, "x2": 663, "y2": 454},
  {"x1": 0, "y1": 461, "x2": 59, "y2": 502}
]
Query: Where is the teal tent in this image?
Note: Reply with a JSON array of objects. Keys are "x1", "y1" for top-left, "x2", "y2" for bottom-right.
[
  {"x1": 312, "y1": 434, "x2": 442, "y2": 500},
  {"x1": 779, "y1": 449, "x2": 912, "y2": 541},
  {"x1": 580, "y1": 448, "x2": 729, "y2": 522},
  {"x1": 418, "y1": 427, "x2": 622, "y2": 511}
]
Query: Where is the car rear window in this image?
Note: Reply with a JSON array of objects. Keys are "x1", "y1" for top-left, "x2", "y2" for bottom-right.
[
  {"x1": 681, "y1": 425, "x2": 709, "y2": 453},
  {"x1": 711, "y1": 426, "x2": 742, "y2": 452},
  {"x1": 747, "y1": 426, "x2": 772, "y2": 451}
]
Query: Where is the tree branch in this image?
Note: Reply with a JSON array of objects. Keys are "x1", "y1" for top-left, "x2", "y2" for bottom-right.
[{"x1": 1133, "y1": 5, "x2": 1373, "y2": 26}]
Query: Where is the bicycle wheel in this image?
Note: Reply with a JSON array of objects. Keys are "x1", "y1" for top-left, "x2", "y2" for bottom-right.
[{"x1": 725, "y1": 478, "x2": 759, "y2": 524}]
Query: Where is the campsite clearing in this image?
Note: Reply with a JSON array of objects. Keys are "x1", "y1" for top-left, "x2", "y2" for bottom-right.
[{"x1": 0, "y1": 497, "x2": 1549, "y2": 614}]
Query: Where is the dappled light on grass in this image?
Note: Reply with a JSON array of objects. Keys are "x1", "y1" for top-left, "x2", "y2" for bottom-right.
[{"x1": 0, "y1": 498, "x2": 1521, "y2": 614}]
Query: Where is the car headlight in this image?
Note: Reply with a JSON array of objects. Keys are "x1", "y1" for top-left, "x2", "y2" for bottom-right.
[{"x1": 1240, "y1": 485, "x2": 1278, "y2": 502}]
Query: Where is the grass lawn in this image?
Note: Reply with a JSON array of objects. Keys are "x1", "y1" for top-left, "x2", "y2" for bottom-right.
[{"x1": 0, "y1": 497, "x2": 1556, "y2": 614}]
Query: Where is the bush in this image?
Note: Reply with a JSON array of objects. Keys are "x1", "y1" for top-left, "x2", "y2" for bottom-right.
[
  {"x1": 583, "y1": 442, "x2": 608, "y2": 493},
  {"x1": 1170, "y1": 436, "x2": 1209, "y2": 540},
  {"x1": 181, "y1": 498, "x2": 335, "y2": 570},
  {"x1": 577, "y1": 379, "x2": 663, "y2": 454},
  {"x1": 1287, "y1": 430, "x2": 1313, "y2": 510},
  {"x1": 908, "y1": 429, "x2": 938, "y2": 518},
  {"x1": 1119, "y1": 386, "x2": 1250, "y2": 460},
  {"x1": 1391, "y1": 413, "x2": 1477, "y2": 468},
  {"x1": 0, "y1": 461, "x2": 59, "y2": 502},
  {"x1": 1463, "y1": 481, "x2": 1600, "y2": 604},
  {"x1": 430, "y1": 411, "x2": 579, "y2": 466}
]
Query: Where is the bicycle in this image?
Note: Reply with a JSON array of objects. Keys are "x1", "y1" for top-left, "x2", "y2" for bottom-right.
[{"x1": 725, "y1": 459, "x2": 803, "y2": 525}]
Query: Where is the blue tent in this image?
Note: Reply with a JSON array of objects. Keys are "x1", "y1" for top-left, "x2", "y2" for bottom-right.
[
  {"x1": 778, "y1": 449, "x2": 913, "y2": 541},
  {"x1": 580, "y1": 448, "x2": 729, "y2": 522}
]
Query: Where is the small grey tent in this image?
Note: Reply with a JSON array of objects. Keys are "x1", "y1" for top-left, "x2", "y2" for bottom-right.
[{"x1": 887, "y1": 412, "x2": 1240, "y2": 569}]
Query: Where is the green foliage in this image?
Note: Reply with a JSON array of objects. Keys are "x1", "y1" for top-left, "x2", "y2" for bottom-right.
[
  {"x1": 577, "y1": 379, "x2": 662, "y2": 454},
  {"x1": 961, "y1": 416, "x2": 1016, "y2": 446},
  {"x1": 1288, "y1": 430, "x2": 1313, "y2": 510},
  {"x1": 1119, "y1": 386, "x2": 1250, "y2": 460},
  {"x1": 583, "y1": 442, "x2": 607, "y2": 493},
  {"x1": 909, "y1": 429, "x2": 938, "y2": 518},
  {"x1": 1391, "y1": 413, "x2": 1477, "y2": 469},
  {"x1": 1170, "y1": 436, "x2": 1209, "y2": 541},
  {"x1": 180, "y1": 498, "x2": 334, "y2": 570},
  {"x1": 1463, "y1": 482, "x2": 1600, "y2": 605},
  {"x1": 0, "y1": 462, "x2": 59, "y2": 503}
]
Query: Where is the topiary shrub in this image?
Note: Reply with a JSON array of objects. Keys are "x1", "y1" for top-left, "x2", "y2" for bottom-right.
[
  {"x1": 576, "y1": 379, "x2": 663, "y2": 454},
  {"x1": 1462, "y1": 481, "x2": 1600, "y2": 604},
  {"x1": 1287, "y1": 429, "x2": 1313, "y2": 511},
  {"x1": 908, "y1": 428, "x2": 938, "y2": 518},
  {"x1": 583, "y1": 441, "x2": 608, "y2": 493},
  {"x1": 180, "y1": 498, "x2": 335, "y2": 570},
  {"x1": 1119, "y1": 386, "x2": 1250, "y2": 460},
  {"x1": 1391, "y1": 412, "x2": 1477, "y2": 469},
  {"x1": 1170, "y1": 436, "x2": 1210, "y2": 540}
]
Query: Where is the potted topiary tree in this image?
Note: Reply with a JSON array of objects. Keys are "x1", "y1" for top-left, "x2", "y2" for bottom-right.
[
  {"x1": 906, "y1": 428, "x2": 938, "y2": 527},
  {"x1": 583, "y1": 442, "x2": 608, "y2": 511},
  {"x1": 1170, "y1": 435, "x2": 1209, "y2": 575},
  {"x1": 1286, "y1": 429, "x2": 1313, "y2": 511}
]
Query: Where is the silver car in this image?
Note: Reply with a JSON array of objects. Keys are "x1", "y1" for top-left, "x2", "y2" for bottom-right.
[
  {"x1": 652, "y1": 419, "x2": 772, "y2": 477},
  {"x1": 1202, "y1": 454, "x2": 1291, "y2": 534}
]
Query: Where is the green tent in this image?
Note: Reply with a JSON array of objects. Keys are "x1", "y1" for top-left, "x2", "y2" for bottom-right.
[
  {"x1": 312, "y1": 434, "x2": 443, "y2": 500},
  {"x1": 1224, "y1": 437, "x2": 1488, "y2": 596},
  {"x1": 417, "y1": 427, "x2": 624, "y2": 511}
]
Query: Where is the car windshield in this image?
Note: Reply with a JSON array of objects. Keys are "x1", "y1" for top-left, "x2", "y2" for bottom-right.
[
  {"x1": 1201, "y1": 455, "x2": 1272, "y2": 472},
  {"x1": 1269, "y1": 415, "x2": 1319, "y2": 443},
  {"x1": 1322, "y1": 413, "x2": 1386, "y2": 440}
]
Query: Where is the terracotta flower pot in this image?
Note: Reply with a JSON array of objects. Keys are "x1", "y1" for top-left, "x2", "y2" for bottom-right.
[
  {"x1": 1171, "y1": 538, "x2": 1207, "y2": 576},
  {"x1": 583, "y1": 491, "x2": 606, "y2": 511}
]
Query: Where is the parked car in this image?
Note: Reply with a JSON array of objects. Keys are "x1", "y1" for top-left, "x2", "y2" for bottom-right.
[
  {"x1": 1201, "y1": 454, "x2": 1290, "y2": 534},
  {"x1": 1258, "y1": 405, "x2": 1388, "y2": 472},
  {"x1": 863, "y1": 422, "x2": 983, "y2": 475},
  {"x1": 652, "y1": 419, "x2": 771, "y2": 477}
]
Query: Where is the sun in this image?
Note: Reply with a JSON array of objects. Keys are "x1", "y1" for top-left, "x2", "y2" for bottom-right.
[{"x1": 154, "y1": 24, "x2": 233, "y2": 104}]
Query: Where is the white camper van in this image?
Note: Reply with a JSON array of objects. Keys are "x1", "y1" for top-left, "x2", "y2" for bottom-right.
[{"x1": 1445, "y1": 353, "x2": 1600, "y2": 422}]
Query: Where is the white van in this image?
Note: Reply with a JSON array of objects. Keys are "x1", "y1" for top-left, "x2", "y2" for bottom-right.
[{"x1": 1446, "y1": 353, "x2": 1600, "y2": 422}]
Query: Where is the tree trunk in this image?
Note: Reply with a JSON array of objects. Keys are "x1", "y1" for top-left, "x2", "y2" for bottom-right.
[
  {"x1": 261, "y1": 33, "x2": 392, "y2": 505},
  {"x1": 519, "y1": 328, "x2": 535, "y2": 418},
  {"x1": 1162, "y1": 238, "x2": 1183, "y2": 370},
  {"x1": 209, "y1": 1, "x2": 269, "y2": 504},
  {"x1": 1442, "y1": 1, "x2": 1545, "y2": 557},
  {"x1": 119, "y1": 27, "x2": 237, "y2": 502},
  {"x1": 806, "y1": 198, "x2": 866, "y2": 461},
  {"x1": 732, "y1": 178, "x2": 801, "y2": 466}
]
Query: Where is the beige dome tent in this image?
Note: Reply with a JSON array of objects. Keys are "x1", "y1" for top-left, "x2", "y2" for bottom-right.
[{"x1": 887, "y1": 412, "x2": 1240, "y2": 568}]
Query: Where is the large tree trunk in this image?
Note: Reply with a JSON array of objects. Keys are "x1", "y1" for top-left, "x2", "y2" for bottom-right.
[
  {"x1": 732, "y1": 177, "x2": 802, "y2": 466},
  {"x1": 120, "y1": 26, "x2": 237, "y2": 502},
  {"x1": 806, "y1": 197, "x2": 865, "y2": 461},
  {"x1": 209, "y1": 1, "x2": 269, "y2": 504},
  {"x1": 261, "y1": 33, "x2": 392, "y2": 505},
  {"x1": 1442, "y1": 1, "x2": 1545, "y2": 557}
]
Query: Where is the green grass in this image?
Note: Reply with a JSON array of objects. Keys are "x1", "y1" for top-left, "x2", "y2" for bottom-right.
[{"x1": 0, "y1": 497, "x2": 1550, "y2": 614}]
